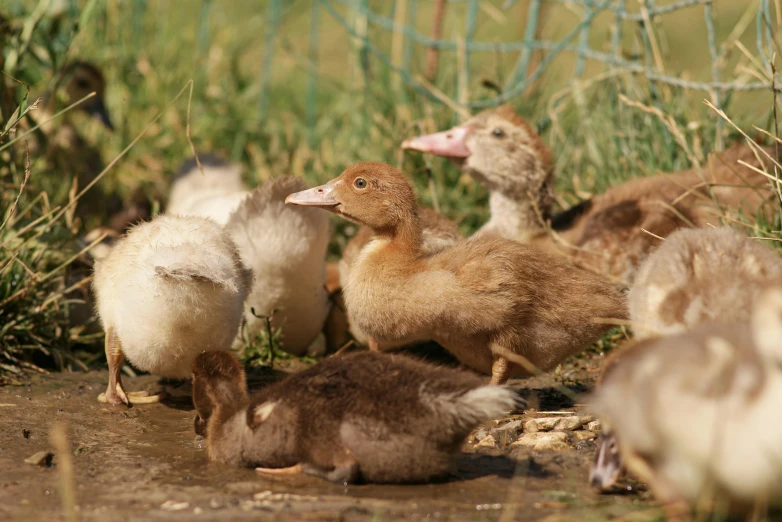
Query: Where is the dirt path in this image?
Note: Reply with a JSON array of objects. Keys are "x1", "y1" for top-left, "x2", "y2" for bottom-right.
[{"x1": 0, "y1": 354, "x2": 659, "y2": 521}]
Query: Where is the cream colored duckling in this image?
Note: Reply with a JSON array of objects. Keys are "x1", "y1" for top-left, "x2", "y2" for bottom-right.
[
  {"x1": 169, "y1": 164, "x2": 331, "y2": 357},
  {"x1": 93, "y1": 215, "x2": 252, "y2": 405},
  {"x1": 167, "y1": 154, "x2": 248, "y2": 220},
  {"x1": 629, "y1": 227, "x2": 782, "y2": 340},
  {"x1": 223, "y1": 177, "x2": 330, "y2": 356},
  {"x1": 590, "y1": 287, "x2": 782, "y2": 514}
]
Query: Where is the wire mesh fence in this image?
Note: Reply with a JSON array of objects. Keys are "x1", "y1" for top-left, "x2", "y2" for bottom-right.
[{"x1": 252, "y1": 0, "x2": 779, "y2": 123}]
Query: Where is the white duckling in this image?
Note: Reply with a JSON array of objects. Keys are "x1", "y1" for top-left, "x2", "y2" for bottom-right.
[
  {"x1": 590, "y1": 287, "x2": 782, "y2": 514},
  {"x1": 167, "y1": 154, "x2": 248, "y2": 220},
  {"x1": 628, "y1": 227, "x2": 782, "y2": 340},
  {"x1": 168, "y1": 161, "x2": 330, "y2": 357},
  {"x1": 93, "y1": 214, "x2": 252, "y2": 405},
  {"x1": 223, "y1": 177, "x2": 330, "y2": 356}
]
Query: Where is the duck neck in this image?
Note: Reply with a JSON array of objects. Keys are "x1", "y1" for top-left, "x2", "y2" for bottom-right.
[
  {"x1": 481, "y1": 189, "x2": 549, "y2": 242},
  {"x1": 374, "y1": 213, "x2": 423, "y2": 258}
]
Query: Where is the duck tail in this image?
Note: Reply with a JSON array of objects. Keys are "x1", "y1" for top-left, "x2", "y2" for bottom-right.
[
  {"x1": 151, "y1": 243, "x2": 245, "y2": 292},
  {"x1": 454, "y1": 385, "x2": 523, "y2": 424},
  {"x1": 423, "y1": 385, "x2": 523, "y2": 430}
]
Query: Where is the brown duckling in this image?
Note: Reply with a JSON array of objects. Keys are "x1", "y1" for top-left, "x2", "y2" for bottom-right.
[
  {"x1": 286, "y1": 162, "x2": 626, "y2": 383},
  {"x1": 402, "y1": 106, "x2": 777, "y2": 283},
  {"x1": 589, "y1": 287, "x2": 782, "y2": 514},
  {"x1": 193, "y1": 350, "x2": 520, "y2": 484},
  {"x1": 27, "y1": 63, "x2": 121, "y2": 228}
]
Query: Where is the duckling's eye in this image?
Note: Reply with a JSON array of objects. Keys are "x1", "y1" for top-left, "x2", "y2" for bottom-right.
[
  {"x1": 75, "y1": 78, "x2": 90, "y2": 90},
  {"x1": 492, "y1": 128, "x2": 505, "y2": 138},
  {"x1": 354, "y1": 177, "x2": 367, "y2": 190}
]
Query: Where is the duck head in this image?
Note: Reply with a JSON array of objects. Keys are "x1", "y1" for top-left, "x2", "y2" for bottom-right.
[
  {"x1": 402, "y1": 105, "x2": 552, "y2": 199},
  {"x1": 63, "y1": 62, "x2": 114, "y2": 130},
  {"x1": 192, "y1": 351, "x2": 247, "y2": 437},
  {"x1": 285, "y1": 162, "x2": 419, "y2": 235}
]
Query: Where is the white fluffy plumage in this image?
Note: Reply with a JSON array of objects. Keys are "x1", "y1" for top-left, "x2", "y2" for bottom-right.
[
  {"x1": 169, "y1": 165, "x2": 330, "y2": 356},
  {"x1": 93, "y1": 215, "x2": 252, "y2": 377}
]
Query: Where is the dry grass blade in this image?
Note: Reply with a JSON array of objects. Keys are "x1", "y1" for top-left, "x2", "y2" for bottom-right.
[
  {"x1": 0, "y1": 92, "x2": 96, "y2": 154},
  {"x1": 0, "y1": 140, "x2": 32, "y2": 234},
  {"x1": 49, "y1": 423, "x2": 78, "y2": 522},
  {"x1": 184, "y1": 79, "x2": 204, "y2": 177}
]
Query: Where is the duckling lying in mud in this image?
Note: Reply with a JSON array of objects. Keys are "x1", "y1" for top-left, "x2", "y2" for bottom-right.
[{"x1": 192, "y1": 350, "x2": 521, "y2": 484}]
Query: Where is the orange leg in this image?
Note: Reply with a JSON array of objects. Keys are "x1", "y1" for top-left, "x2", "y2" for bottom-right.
[
  {"x1": 256, "y1": 464, "x2": 303, "y2": 476},
  {"x1": 490, "y1": 355, "x2": 512, "y2": 385},
  {"x1": 100, "y1": 327, "x2": 129, "y2": 406},
  {"x1": 367, "y1": 336, "x2": 380, "y2": 352}
]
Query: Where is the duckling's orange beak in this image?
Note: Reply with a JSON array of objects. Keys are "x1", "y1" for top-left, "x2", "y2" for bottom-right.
[
  {"x1": 401, "y1": 126, "x2": 471, "y2": 157},
  {"x1": 285, "y1": 181, "x2": 340, "y2": 209}
]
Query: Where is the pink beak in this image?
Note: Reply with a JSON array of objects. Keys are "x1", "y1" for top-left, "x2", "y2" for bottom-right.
[
  {"x1": 401, "y1": 126, "x2": 471, "y2": 158},
  {"x1": 285, "y1": 181, "x2": 339, "y2": 208}
]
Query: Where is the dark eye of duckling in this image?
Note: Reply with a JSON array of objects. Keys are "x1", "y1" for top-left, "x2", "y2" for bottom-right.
[
  {"x1": 492, "y1": 128, "x2": 505, "y2": 138},
  {"x1": 354, "y1": 177, "x2": 367, "y2": 189},
  {"x1": 75, "y1": 77, "x2": 91, "y2": 90}
]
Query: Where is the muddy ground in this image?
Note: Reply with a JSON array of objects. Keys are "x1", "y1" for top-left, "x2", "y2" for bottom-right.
[{"x1": 0, "y1": 350, "x2": 662, "y2": 522}]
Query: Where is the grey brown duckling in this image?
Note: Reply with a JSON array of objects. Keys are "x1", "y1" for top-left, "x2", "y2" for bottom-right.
[{"x1": 192, "y1": 350, "x2": 520, "y2": 484}]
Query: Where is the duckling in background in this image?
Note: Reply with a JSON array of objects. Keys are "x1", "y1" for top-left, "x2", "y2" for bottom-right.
[
  {"x1": 590, "y1": 287, "x2": 782, "y2": 514},
  {"x1": 26, "y1": 63, "x2": 126, "y2": 229},
  {"x1": 192, "y1": 350, "x2": 521, "y2": 484},
  {"x1": 629, "y1": 227, "x2": 782, "y2": 340},
  {"x1": 168, "y1": 159, "x2": 330, "y2": 356},
  {"x1": 286, "y1": 162, "x2": 626, "y2": 383},
  {"x1": 224, "y1": 177, "x2": 330, "y2": 356},
  {"x1": 167, "y1": 154, "x2": 248, "y2": 220},
  {"x1": 93, "y1": 215, "x2": 252, "y2": 406},
  {"x1": 403, "y1": 106, "x2": 777, "y2": 283}
]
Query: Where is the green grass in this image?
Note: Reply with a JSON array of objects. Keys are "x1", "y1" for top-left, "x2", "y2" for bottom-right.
[{"x1": 1, "y1": 0, "x2": 780, "y2": 378}]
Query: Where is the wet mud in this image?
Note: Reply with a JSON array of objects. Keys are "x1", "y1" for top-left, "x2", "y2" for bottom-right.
[{"x1": 0, "y1": 351, "x2": 660, "y2": 521}]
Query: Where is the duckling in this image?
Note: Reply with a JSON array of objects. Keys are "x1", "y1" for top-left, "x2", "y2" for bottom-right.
[
  {"x1": 93, "y1": 215, "x2": 252, "y2": 405},
  {"x1": 167, "y1": 154, "x2": 247, "y2": 220},
  {"x1": 402, "y1": 106, "x2": 777, "y2": 283},
  {"x1": 589, "y1": 287, "x2": 782, "y2": 512},
  {"x1": 223, "y1": 177, "x2": 330, "y2": 356},
  {"x1": 286, "y1": 162, "x2": 626, "y2": 383},
  {"x1": 192, "y1": 350, "x2": 520, "y2": 483},
  {"x1": 629, "y1": 227, "x2": 782, "y2": 340},
  {"x1": 591, "y1": 227, "x2": 782, "y2": 491},
  {"x1": 26, "y1": 62, "x2": 124, "y2": 230},
  {"x1": 169, "y1": 164, "x2": 331, "y2": 356}
]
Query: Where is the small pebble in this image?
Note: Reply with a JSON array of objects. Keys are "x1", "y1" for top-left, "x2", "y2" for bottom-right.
[
  {"x1": 161, "y1": 500, "x2": 190, "y2": 511},
  {"x1": 586, "y1": 420, "x2": 602, "y2": 432},
  {"x1": 24, "y1": 451, "x2": 53, "y2": 466},
  {"x1": 475, "y1": 435, "x2": 497, "y2": 448},
  {"x1": 511, "y1": 432, "x2": 569, "y2": 451},
  {"x1": 572, "y1": 430, "x2": 597, "y2": 442}
]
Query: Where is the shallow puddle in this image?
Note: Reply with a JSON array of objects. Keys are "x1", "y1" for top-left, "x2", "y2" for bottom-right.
[{"x1": 0, "y1": 357, "x2": 659, "y2": 521}]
